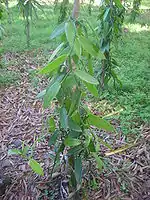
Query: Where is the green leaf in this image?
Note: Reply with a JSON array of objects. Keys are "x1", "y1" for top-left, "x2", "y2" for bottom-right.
[
  {"x1": 88, "y1": 139, "x2": 96, "y2": 152},
  {"x1": 49, "y1": 43, "x2": 64, "y2": 62},
  {"x1": 103, "y1": 7, "x2": 110, "y2": 21},
  {"x1": 49, "y1": 117, "x2": 56, "y2": 132},
  {"x1": 8, "y1": 149, "x2": 22, "y2": 156},
  {"x1": 93, "y1": 153, "x2": 103, "y2": 170},
  {"x1": 74, "y1": 157, "x2": 82, "y2": 184},
  {"x1": 68, "y1": 90, "x2": 81, "y2": 116},
  {"x1": 60, "y1": 107, "x2": 68, "y2": 130},
  {"x1": 87, "y1": 114, "x2": 115, "y2": 132},
  {"x1": 68, "y1": 118, "x2": 82, "y2": 132},
  {"x1": 69, "y1": 130, "x2": 81, "y2": 138},
  {"x1": 71, "y1": 112, "x2": 81, "y2": 125},
  {"x1": 28, "y1": 159, "x2": 44, "y2": 176},
  {"x1": 67, "y1": 145, "x2": 83, "y2": 156},
  {"x1": 43, "y1": 81, "x2": 61, "y2": 108},
  {"x1": 64, "y1": 137, "x2": 81, "y2": 147},
  {"x1": 114, "y1": 0, "x2": 123, "y2": 8},
  {"x1": 48, "y1": 130, "x2": 59, "y2": 146},
  {"x1": 39, "y1": 54, "x2": 67, "y2": 74},
  {"x1": 74, "y1": 70, "x2": 99, "y2": 85},
  {"x1": 74, "y1": 38, "x2": 81, "y2": 58},
  {"x1": 65, "y1": 20, "x2": 76, "y2": 47},
  {"x1": 88, "y1": 55, "x2": 94, "y2": 76},
  {"x1": 79, "y1": 35, "x2": 97, "y2": 57},
  {"x1": 50, "y1": 23, "x2": 65, "y2": 40},
  {"x1": 84, "y1": 82, "x2": 99, "y2": 97},
  {"x1": 36, "y1": 89, "x2": 46, "y2": 99}
]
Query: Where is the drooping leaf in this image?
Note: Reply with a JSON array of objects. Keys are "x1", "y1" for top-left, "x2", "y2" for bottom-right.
[
  {"x1": 49, "y1": 43, "x2": 64, "y2": 62},
  {"x1": 67, "y1": 145, "x2": 83, "y2": 156},
  {"x1": 114, "y1": 0, "x2": 123, "y2": 8},
  {"x1": 39, "y1": 54, "x2": 67, "y2": 75},
  {"x1": 28, "y1": 159, "x2": 44, "y2": 176},
  {"x1": 68, "y1": 118, "x2": 82, "y2": 132},
  {"x1": 79, "y1": 35, "x2": 97, "y2": 57},
  {"x1": 48, "y1": 130, "x2": 59, "y2": 146},
  {"x1": 84, "y1": 82, "x2": 99, "y2": 97},
  {"x1": 43, "y1": 81, "x2": 61, "y2": 108},
  {"x1": 93, "y1": 153, "x2": 103, "y2": 170},
  {"x1": 49, "y1": 117, "x2": 56, "y2": 132},
  {"x1": 88, "y1": 139, "x2": 96, "y2": 152},
  {"x1": 50, "y1": 22, "x2": 65, "y2": 40},
  {"x1": 74, "y1": 70, "x2": 99, "y2": 85},
  {"x1": 64, "y1": 137, "x2": 81, "y2": 147},
  {"x1": 36, "y1": 89, "x2": 46, "y2": 99},
  {"x1": 68, "y1": 90, "x2": 81, "y2": 116},
  {"x1": 87, "y1": 114, "x2": 115, "y2": 132},
  {"x1": 71, "y1": 112, "x2": 81, "y2": 125},
  {"x1": 60, "y1": 107, "x2": 68, "y2": 130},
  {"x1": 74, "y1": 38, "x2": 81, "y2": 58},
  {"x1": 68, "y1": 130, "x2": 81, "y2": 138},
  {"x1": 74, "y1": 157, "x2": 82, "y2": 184},
  {"x1": 65, "y1": 20, "x2": 76, "y2": 47},
  {"x1": 88, "y1": 55, "x2": 94, "y2": 76},
  {"x1": 103, "y1": 7, "x2": 110, "y2": 21}
]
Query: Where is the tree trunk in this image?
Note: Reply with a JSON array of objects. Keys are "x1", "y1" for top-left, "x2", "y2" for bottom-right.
[
  {"x1": 5, "y1": 0, "x2": 11, "y2": 24},
  {"x1": 72, "y1": 0, "x2": 80, "y2": 19},
  {"x1": 26, "y1": 16, "x2": 30, "y2": 48}
]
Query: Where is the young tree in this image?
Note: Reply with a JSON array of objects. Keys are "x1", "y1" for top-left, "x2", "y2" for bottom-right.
[
  {"x1": 9, "y1": 1, "x2": 127, "y2": 199},
  {"x1": 17, "y1": 0, "x2": 43, "y2": 47},
  {"x1": 5, "y1": 0, "x2": 11, "y2": 24}
]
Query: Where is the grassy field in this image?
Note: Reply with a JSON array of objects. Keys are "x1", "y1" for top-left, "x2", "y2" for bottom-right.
[{"x1": 0, "y1": 0, "x2": 150, "y2": 136}]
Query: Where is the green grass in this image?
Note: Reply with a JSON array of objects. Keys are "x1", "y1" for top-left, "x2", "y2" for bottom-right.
[
  {"x1": 0, "y1": 3, "x2": 59, "y2": 53},
  {"x1": 0, "y1": 68, "x2": 20, "y2": 86},
  {"x1": 0, "y1": 0, "x2": 149, "y2": 135}
]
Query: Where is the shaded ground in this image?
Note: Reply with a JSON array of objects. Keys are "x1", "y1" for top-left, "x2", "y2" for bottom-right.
[{"x1": 0, "y1": 52, "x2": 150, "y2": 200}]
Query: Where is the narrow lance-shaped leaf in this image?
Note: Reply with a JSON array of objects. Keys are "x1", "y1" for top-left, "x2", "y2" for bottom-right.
[
  {"x1": 68, "y1": 118, "x2": 82, "y2": 132},
  {"x1": 50, "y1": 22, "x2": 65, "y2": 40},
  {"x1": 114, "y1": 0, "x2": 123, "y2": 8},
  {"x1": 49, "y1": 117, "x2": 56, "y2": 132},
  {"x1": 84, "y1": 82, "x2": 99, "y2": 97},
  {"x1": 88, "y1": 139, "x2": 96, "y2": 152},
  {"x1": 74, "y1": 70, "x2": 99, "y2": 85},
  {"x1": 65, "y1": 20, "x2": 76, "y2": 47},
  {"x1": 79, "y1": 35, "x2": 97, "y2": 57},
  {"x1": 28, "y1": 159, "x2": 44, "y2": 176},
  {"x1": 49, "y1": 42, "x2": 64, "y2": 62},
  {"x1": 88, "y1": 55, "x2": 94, "y2": 76},
  {"x1": 79, "y1": 36, "x2": 104, "y2": 59},
  {"x1": 93, "y1": 153, "x2": 103, "y2": 170},
  {"x1": 64, "y1": 137, "x2": 81, "y2": 147},
  {"x1": 60, "y1": 107, "x2": 68, "y2": 130},
  {"x1": 74, "y1": 157, "x2": 82, "y2": 184},
  {"x1": 8, "y1": 149, "x2": 22, "y2": 156},
  {"x1": 48, "y1": 130, "x2": 59, "y2": 146},
  {"x1": 87, "y1": 114, "x2": 115, "y2": 132},
  {"x1": 36, "y1": 89, "x2": 46, "y2": 99},
  {"x1": 43, "y1": 81, "x2": 61, "y2": 108},
  {"x1": 74, "y1": 38, "x2": 81, "y2": 58},
  {"x1": 39, "y1": 54, "x2": 67, "y2": 74},
  {"x1": 68, "y1": 90, "x2": 81, "y2": 116}
]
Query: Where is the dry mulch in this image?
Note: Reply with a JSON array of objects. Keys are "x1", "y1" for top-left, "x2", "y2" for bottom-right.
[{"x1": 0, "y1": 52, "x2": 150, "y2": 200}]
